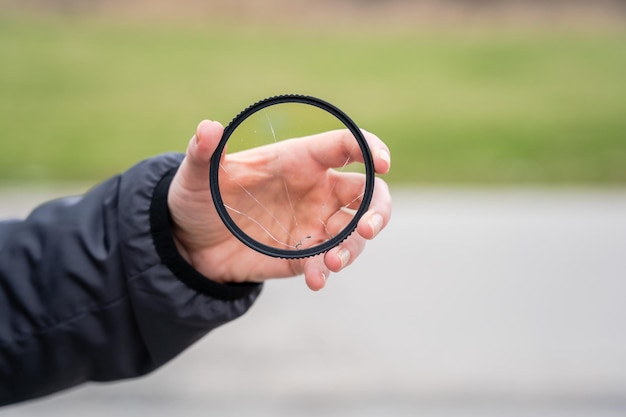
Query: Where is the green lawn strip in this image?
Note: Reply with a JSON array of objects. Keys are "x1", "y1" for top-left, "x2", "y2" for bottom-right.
[{"x1": 1, "y1": 16, "x2": 625, "y2": 184}]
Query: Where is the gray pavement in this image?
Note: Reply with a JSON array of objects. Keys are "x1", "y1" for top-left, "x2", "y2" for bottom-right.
[{"x1": 1, "y1": 186, "x2": 626, "y2": 416}]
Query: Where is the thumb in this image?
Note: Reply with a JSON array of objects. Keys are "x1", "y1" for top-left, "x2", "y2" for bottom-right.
[{"x1": 179, "y1": 120, "x2": 224, "y2": 191}]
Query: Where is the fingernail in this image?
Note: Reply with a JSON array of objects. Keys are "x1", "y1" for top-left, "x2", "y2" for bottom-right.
[
  {"x1": 321, "y1": 272, "x2": 327, "y2": 282},
  {"x1": 337, "y1": 247, "x2": 351, "y2": 268},
  {"x1": 193, "y1": 134, "x2": 199, "y2": 145},
  {"x1": 379, "y1": 149, "x2": 391, "y2": 171},
  {"x1": 368, "y1": 213, "x2": 383, "y2": 237}
]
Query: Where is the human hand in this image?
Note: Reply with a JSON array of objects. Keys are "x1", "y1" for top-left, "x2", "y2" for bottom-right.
[{"x1": 167, "y1": 120, "x2": 392, "y2": 291}]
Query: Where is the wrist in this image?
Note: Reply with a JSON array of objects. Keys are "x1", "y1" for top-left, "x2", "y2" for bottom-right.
[
  {"x1": 171, "y1": 231, "x2": 192, "y2": 265},
  {"x1": 151, "y1": 168, "x2": 259, "y2": 300}
]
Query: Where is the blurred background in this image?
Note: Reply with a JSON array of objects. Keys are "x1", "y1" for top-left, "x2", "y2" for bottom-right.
[{"x1": 1, "y1": 0, "x2": 625, "y2": 416}]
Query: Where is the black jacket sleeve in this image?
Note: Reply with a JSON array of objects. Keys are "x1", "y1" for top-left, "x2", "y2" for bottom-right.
[{"x1": 0, "y1": 153, "x2": 262, "y2": 406}]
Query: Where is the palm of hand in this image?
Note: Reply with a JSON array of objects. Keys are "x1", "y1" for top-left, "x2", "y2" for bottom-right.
[
  {"x1": 169, "y1": 136, "x2": 363, "y2": 284},
  {"x1": 219, "y1": 141, "x2": 360, "y2": 252}
]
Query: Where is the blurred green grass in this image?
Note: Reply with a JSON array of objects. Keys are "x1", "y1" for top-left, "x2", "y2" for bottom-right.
[{"x1": 1, "y1": 15, "x2": 625, "y2": 184}]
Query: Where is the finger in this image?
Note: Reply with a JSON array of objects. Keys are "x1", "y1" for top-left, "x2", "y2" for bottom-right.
[
  {"x1": 307, "y1": 129, "x2": 365, "y2": 169},
  {"x1": 324, "y1": 232, "x2": 367, "y2": 273},
  {"x1": 357, "y1": 177, "x2": 392, "y2": 240},
  {"x1": 362, "y1": 130, "x2": 391, "y2": 174},
  {"x1": 179, "y1": 120, "x2": 224, "y2": 191},
  {"x1": 302, "y1": 255, "x2": 330, "y2": 291},
  {"x1": 330, "y1": 171, "x2": 366, "y2": 209},
  {"x1": 324, "y1": 205, "x2": 357, "y2": 238},
  {"x1": 308, "y1": 129, "x2": 391, "y2": 174}
]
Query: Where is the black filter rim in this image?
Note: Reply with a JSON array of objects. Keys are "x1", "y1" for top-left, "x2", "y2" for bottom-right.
[{"x1": 209, "y1": 94, "x2": 375, "y2": 259}]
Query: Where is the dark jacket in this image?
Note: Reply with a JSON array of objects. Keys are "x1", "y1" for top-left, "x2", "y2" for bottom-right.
[{"x1": 0, "y1": 153, "x2": 262, "y2": 405}]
